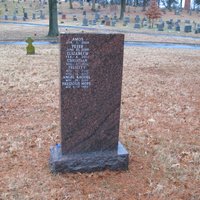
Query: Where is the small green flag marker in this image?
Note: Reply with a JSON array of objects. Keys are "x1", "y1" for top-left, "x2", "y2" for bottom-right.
[{"x1": 26, "y1": 37, "x2": 35, "y2": 55}]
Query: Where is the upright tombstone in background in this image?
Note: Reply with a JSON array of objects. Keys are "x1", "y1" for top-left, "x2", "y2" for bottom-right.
[
  {"x1": 82, "y1": 16, "x2": 88, "y2": 26},
  {"x1": 49, "y1": 33, "x2": 129, "y2": 173},
  {"x1": 184, "y1": 25, "x2": 192, "y2": 32}
]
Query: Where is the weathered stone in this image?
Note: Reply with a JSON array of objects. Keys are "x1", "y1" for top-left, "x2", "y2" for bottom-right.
[
  {"x1": 184, "y1": 25, "x2": 192, "y2": 32},
  {"x1": 134, "y1": 23, "x2": 140, "y2": 29}
]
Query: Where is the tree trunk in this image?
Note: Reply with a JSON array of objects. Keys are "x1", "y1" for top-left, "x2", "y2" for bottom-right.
[
  {"x1": 91, "y1": 0, "x2": 95, "y2": 11},
  {"x1": 184, "y1": 0, "x2": 190, "y2": 10},
  {"x1": 48, "y1": 0, "x2": 59, "y2": 37},
  {"x1": 69, "y1": 0, "x2": 73, "y2": 9},
  {"x1": 120, "y1": 0, "x2": 126, "y2": 20},
  {"x1": 180, "y1": 0, "x2": 183, "y2": 8},
  {"x1": 142, "y1": 0, "x2": 147, "y2": 11}
]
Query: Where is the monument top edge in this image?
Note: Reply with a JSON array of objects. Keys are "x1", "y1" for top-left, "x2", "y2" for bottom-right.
[{"x1": 59, "y1": 32, "x2": 124, "y2": 36}]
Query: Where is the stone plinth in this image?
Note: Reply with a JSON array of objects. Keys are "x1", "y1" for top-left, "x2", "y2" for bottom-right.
[{"x1": 50, "y1": 142, "x2": 128, "y2": 173}]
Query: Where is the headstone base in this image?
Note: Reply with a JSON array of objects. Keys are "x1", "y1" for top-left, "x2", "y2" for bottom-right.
[{"x1": 50, "y1": 142, "x2": 129, "y2": 173}]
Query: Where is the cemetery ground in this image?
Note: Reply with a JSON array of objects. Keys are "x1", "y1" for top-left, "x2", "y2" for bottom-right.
[
  {"x1": 0, "y1": 44, "x2": 200, "y2": 199},
  {"x1": 0, "y1": 3, "x2": 200, "y2": 200}
]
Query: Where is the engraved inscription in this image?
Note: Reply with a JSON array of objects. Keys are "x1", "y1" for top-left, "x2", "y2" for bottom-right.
[{"x1": 62, "y1": 37, "x2": 91, "y2": 89}]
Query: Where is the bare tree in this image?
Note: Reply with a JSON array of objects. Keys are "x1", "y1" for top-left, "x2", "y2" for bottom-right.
[
  {"x1": 69, "y1": 0, "x2": 73, "y2": 9},
  {"x1": 48, "y1": 0, "x2": 59, "y2": 37},
  {"x1": 120, "y1": 0, "x2": 126, "y2": 20},
  {"x1": 91, "y1": 0, "x2": 96, "y2": 11}
]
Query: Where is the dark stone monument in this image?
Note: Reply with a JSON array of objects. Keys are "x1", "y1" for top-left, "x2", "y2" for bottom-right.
[
  {"x1": 100, "y1": 19, "x2": 105, "y2": 25},
  {"x1": 135, "y1": 15, "x2": 140, "y2": 23},
  {"x1": 49, "y1": 33, "x2": 129, "y2": 173},
  {"x1": 175, "y1": 24, "x2": 180, "y2": 31},
  {"x1": 157, "y1": 23, "x2": 164, "y2": 31},
  {"x1": 32, "y1": 13, "x2": 36, "y2": 20},
  {"x1": 195, "y1": 24, "x2": 200, "y2": 34},
  {"x1": 184, "y1": 25, "x2": 192, "y2": 32},
  {"x1": 24, "y1": 12, "x2": 28, "y2": 19}
]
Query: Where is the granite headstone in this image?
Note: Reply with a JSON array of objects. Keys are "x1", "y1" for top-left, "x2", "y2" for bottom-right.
[
  {"x1": 50, "y1": 33, "x2": 129, "y2": 173},
  {"x1": 184, "y1": 25, "x2": 192, "y2": 32},
  {"x1": 82, "y1": 16, "x2": 88, "y2": 26}
]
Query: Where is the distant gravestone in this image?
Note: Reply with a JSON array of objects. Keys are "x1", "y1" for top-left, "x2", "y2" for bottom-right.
[
  {"x1": 175, "y1": 24, "x2": 180, "y2": 31},
  {"x1": 40, "y1": 10, "x2": 45, "y2": 19},
  {"x1": 113, "y1": 14, "x2": 117, "y2": 20},
  {"x1": 32, "y1": 13, "x2": 36, "y2": 19},
  {"x1": 49, "y1": 33, "x2": 129, "y2": 173},
  {"x1": 62, "y1": 14, "x2": 66, "y2": 19},
  {"x1": 92, "y1": 19, "x2": 96, "y2": 25},
  {"x1": 168, "y1": 24, "x2": 173, "y2": 30},
  {"x1": 73, "y1": 15, "x2": 77, "y2": 21},
  {"x1": 111, "y1": 19, "x2": 116, "y2": 26},
  {"x1": 82, "y1": 16, "x2": 88, "y2": 26},
  {"x1": 185, "y1": 19, "x2": 190, "y2": 24},
  {"x1": 123, "y1": 16, "x2": 130, "y2": 26},
  {"x1": 24, "y1": 12, "x2": 28, "y2": 19},
  {"x1": 101, "y1": 20, "x2": 105, "y2": 25},
  {"x1": 195, "y1": 28, "x2": 200, "y2": 34},
  {"x1": 135, "y1": 15, "x2": 140, "y2": 23},
  {"x1": 157, "y1": 23, "x2": 164, "y2": 31},
  {"x1": 124, "y1": 16, "x2": 130, "y2": 23},
  {"x1": 13, "y1": 11, "x2": 17, "y2": 20},
  {"x1": 79, "y1": 0, "x2": 83, "y2": 7},
  {"x1": 105, "y1": 20, "x2": 111, "y2": 26},
  {"x1": 26, "y1": 37, "x2": 35, "y2": 55},
  {"x1": 141, "y1": 17, "x2": 147, "y2": 27},
  {"x1": 104, "y1": 15, "x2": 109, "y2": 21},
  {"x1": 89, "y1": 20, "x2": 92, "y2": 25},
  {"x1": 134, "y1": 23, "x2": 140, "y2": 29},
  {"x1": 184, "y1": 25, "x2": 192, "y2": 32},
  {"x1": 175, "y1": 9, "x2": 180, "y2": 15}
]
